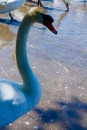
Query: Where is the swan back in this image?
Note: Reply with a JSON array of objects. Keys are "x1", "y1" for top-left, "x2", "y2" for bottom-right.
[{"x1": 0, "y1": 0, "x2": 25, "y2": 13}]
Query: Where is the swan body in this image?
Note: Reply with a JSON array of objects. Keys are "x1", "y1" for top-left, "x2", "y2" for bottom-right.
[
  {"x1": 0, "y1": 6, "x2": 57, "y2": 128},
  {"x1": 0, "y1": 0, "x2": 25, "y2": 13},
  {"x1": 0, "y1": 0, "x2": 25, "y2": 20}
]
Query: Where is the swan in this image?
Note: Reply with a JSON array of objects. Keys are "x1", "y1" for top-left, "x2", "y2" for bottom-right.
[
  {"x1": 0, "y1": 0, "x2": 26, "y2": 21},
  {"x1": 38, "y1": 0, "x2": 69, "y2": 10},
  {"x1": 0, "y1": 6, "x2": 57, "y2": 128}
]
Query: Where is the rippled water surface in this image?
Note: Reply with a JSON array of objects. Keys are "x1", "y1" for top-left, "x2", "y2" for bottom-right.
[{"x1": 0, "y1": 0, "x2": 87, "y2": 130}]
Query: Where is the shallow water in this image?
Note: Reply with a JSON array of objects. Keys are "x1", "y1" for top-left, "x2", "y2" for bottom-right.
[{"x1": 0, "y1": 0, "x2": 87, "y2": 129}]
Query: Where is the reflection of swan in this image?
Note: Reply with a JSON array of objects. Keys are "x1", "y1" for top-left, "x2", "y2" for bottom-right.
[
  {"x1": 0, "y1": 0, "x2": 26, "y2": 21},
  {"x1": 0, "y1": 6, "x2": 57, "y2": 128},
  {"x1": 63, "y1": 0, "x2": 69, "y2": 10},
  {"x1": 57, "y1": 11, "x2": 68, "y2": 28},
  {"x1": 38, "y1": 0, "x2": 69, "y2": 10}
]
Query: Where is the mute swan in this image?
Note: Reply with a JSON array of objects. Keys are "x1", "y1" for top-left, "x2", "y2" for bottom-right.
[
  {"x1": 38, "y1": 0, "x2": 69, "y2": 10},
  {"x1": 0, "y1": 6, "x2": 57, "y2": 128},
  {"x1": 0, "y1": 0, "x2": 26, "y2": 21}
]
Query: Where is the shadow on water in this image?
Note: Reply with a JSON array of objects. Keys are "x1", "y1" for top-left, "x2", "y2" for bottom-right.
[
  {"x1": 0, "y1": 18, "x2": 47, "y2": 30},
  {"x1": 33, "y1": 97, "x2": 87, "y2": 130},
  {"x1": 43, "y1": 6, "x2": 68, "y2": 12},
  {"x1": 0, "y1": 97, "x2": 87, "y2": 130},
  {"x1": 58, "y1": 97, "x2": 87, "y2": 130},
  {"x1": 80, "y1": 0, "x2": 87, "y2": 3},
  {"x1": 26, "y1": 0, "x2": 37, "y2": 4},
  {"x1": 41, "y1": 0, "x2": 54, "y2": 2},
  {"x1": 0, "y1": 18, "x2": 20, "y2": 26},
  {"x1": 0, "y1": 126, "x2": 10, "y2": 130},
  {"x1": 33, "y1": 26, "x2": 46, "y2": 30}
]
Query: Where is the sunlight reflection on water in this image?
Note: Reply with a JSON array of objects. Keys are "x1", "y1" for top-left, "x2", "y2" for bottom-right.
[{"x1": 0, "y1": 0, "x2": 87, "y2": 129}]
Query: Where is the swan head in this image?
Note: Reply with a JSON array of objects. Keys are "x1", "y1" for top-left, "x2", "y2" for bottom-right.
[{"x1": 28, "y1": 6, "x2": 57, "y2": 34}]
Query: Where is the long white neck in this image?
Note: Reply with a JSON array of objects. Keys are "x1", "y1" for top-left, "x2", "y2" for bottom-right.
[{"x1": 16, "y1": 14, "x2": 34, "y2": 91}]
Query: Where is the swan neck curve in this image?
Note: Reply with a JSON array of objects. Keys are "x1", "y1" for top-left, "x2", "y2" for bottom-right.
[{"x1": 16, "y1": 14, "x2": 33, "y2": 91}]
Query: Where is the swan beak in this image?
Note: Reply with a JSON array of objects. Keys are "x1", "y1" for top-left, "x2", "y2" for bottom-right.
[{"x1": 44, "y1": 21, "x2": 57, "y2": 34}]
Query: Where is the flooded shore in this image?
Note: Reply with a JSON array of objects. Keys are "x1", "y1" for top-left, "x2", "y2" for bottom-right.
[{"x1": 0, "y1": 0, "x2": 87, "y2": 130}]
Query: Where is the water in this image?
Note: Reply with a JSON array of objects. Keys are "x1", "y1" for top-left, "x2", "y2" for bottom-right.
[{"x1": 0, "y1": 0, "x2": 87, "y2": 129}]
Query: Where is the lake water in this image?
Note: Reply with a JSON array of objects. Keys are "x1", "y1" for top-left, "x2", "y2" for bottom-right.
[{"x1": 0, "y1": 0, "x2": 87, "y2": 129}]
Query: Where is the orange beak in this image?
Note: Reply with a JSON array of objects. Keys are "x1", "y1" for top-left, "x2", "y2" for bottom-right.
[{"x1": 44, "y1": 20, "x2": 57, "y2": 35}]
